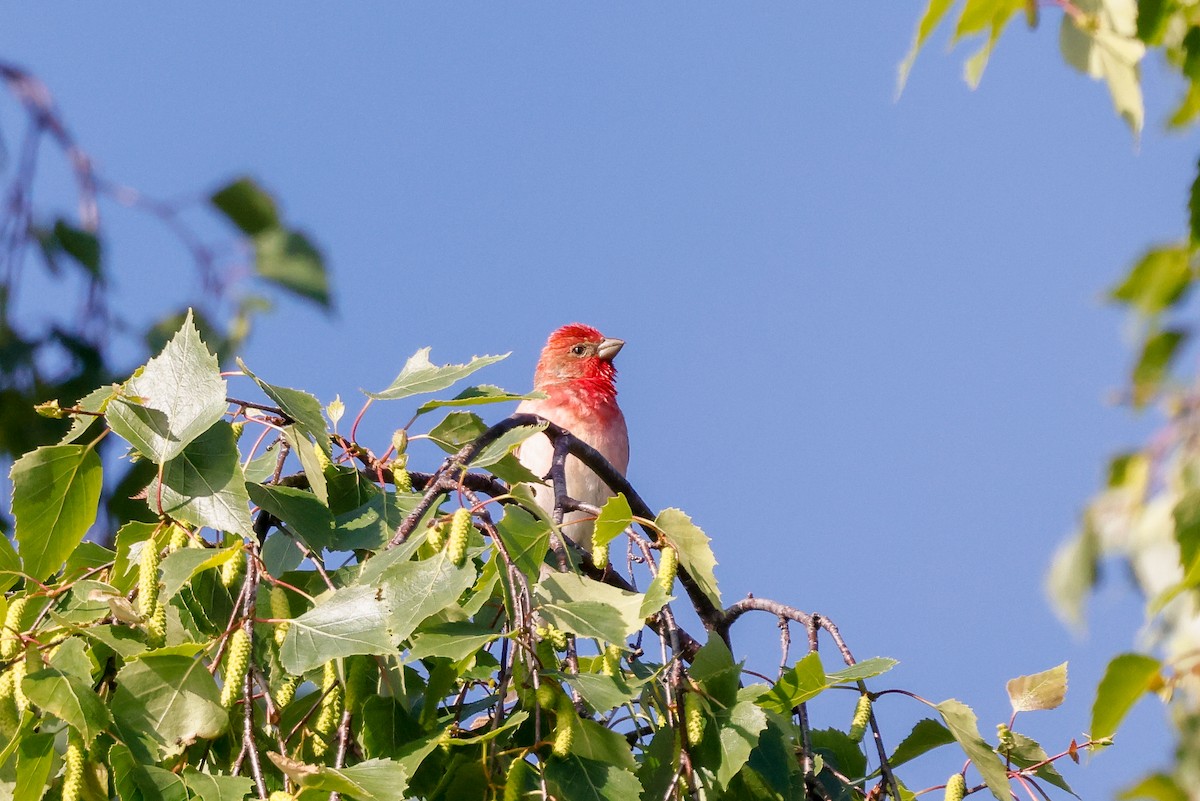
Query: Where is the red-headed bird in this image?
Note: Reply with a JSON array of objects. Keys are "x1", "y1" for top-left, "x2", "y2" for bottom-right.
[{"x1": 516, "y1": 324, "x2": 629, "y2": 551}]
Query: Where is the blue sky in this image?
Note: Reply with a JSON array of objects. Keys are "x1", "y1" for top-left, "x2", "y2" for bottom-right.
[{"x1": 3, "y1": 4, "x2": 1195, "y2": 797}]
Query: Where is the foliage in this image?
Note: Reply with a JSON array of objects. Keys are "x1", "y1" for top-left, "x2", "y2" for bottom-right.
[
  {"x1": 901, "y1": 0, "x2": 1200, "y2": 797},
  {"x1": 0, "y1": 314, "x2": 1116, "y2": 800},
  {"x1": 0, "y1": 61, "x2": 332, "y2": 534}
]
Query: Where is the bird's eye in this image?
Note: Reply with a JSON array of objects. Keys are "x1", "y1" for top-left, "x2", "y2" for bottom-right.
[{"x1": 570, "y1": 344, "x2": 587, "y2": 356}]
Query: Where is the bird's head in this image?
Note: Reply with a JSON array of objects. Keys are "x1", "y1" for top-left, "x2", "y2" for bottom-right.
[{"x1": 533, "y1": 323, "x2": 624, "y2": 395}]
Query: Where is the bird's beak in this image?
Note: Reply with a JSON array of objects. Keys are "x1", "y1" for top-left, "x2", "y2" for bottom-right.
[{"x1": 597, "y1": 337, "x2": 624, "y2": 361}]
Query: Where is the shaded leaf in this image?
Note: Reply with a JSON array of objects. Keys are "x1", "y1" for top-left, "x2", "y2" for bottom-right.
[
  {"x1": 151, "y1": 422, "x2": 253, "y2": 536},
  {"x1": 384, "y1": 552, "x2": 477, "y2": 644},
  {"x1": 22, "y1": 667, "x2": 113, "y2": 742},
  {"x1": 247, "y1": 483, "x2": 333, "y2": 551},
  {"x1": 494, "y1": 505, "x2": 551, "y2": 581},
  {"x1": 415, "y1": 385, "x2": 544, "y2": 415},
  {"x1": 254, "y1": 227, "x2": 330, "y2": 307},
  {"x1": 545, "y1": 754, "x2": 642, "y2": 801},
  {"x1": 210, "y1": 176, "x2": 279, "y2": 235},
  {"x1": 112, "y1": 652, "x2": 228, "y2": 757}
]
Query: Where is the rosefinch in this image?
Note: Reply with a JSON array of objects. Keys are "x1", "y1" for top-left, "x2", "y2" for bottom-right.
[{"x1": 516, "y1": 323, "x2": 629, "y2": 551}]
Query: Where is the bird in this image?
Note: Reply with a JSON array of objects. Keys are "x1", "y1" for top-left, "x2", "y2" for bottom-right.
[{"x1": 515, "y1": 323, "x2": 629, "y2": 553}]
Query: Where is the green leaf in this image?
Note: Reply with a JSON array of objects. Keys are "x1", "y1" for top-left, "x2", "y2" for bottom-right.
[
  {"x1": 936, "y1": 699, "x2": 1011, "y2": 801},
  {"x1": 415, "y1": 384, "x2": 545, "y2": 415},
  {"x1": 112, "y1": 652, "x2": 228, "y2": 758},
  {"x1": 0, "y1": 534, "x2": 21, "y2": 595},
  {"x1": 247, "y1": 483, "x2": 334, "y2": 551},
  {"x1": 151, "y1": 421, "x2": 254, "y2": 536},
  {"x1": 1132, "y1": 328, "x2": 1186, "y2": 408},
  {"x1": 470, "y1": 422, "x2": 546, "y2": 468},
  {"x1": 760, "y1": 652, "x2": 827, "y2": 714},
  {"x1": 237, "y1": 360, "x2": 329, "y2": 452},
  {"x1": 494, "y1": 505, "x2": 551, "y2": 581},
  {"x1": 383, "y1": 552, "x2": 477, "y2": 643},
  {"x1": 559, "y1": 671, "x2": 643, "y2": 712},
  {"x1": 10, "y1": 444, "x2": 102, "y2": 581},
  {"x1": 288, "y1": 426, "x2": 328, "y2": 505},
  {"x1": 887, "y1": 718, "x2": 955, "y2": 770},
  {"x1": 826, "y1": 657, "x2": 899, "y2": 684},
  {"x1": 572, "y1": 717, "x2": 637, "y2": 770},
  {"x1": 1136, "y1": 0, "x2": 1171, "y2": 44},
  {"x1": 253, "y1": 227, "x2": 330, "y2": 307},
  {"x1": 545, "y1": 754, "x2": 642, "y2": 801},
  {"x1": 810, "y1": 727, "x2": 867, "y2": 782},
  {"x1": 593, "y1": 493, "x2": 632, "y2": 556},
  {"x1": 210, "y1": 176, "x2": 279, "y2": 235},
  {"x1": 715, "y1": 693, "x2": 770, "y2": 789},
  {"x1": 1002, "y1": 731, "x2": 1075, "y2": 796},
  {"x1": 691, "y1": 636, "x2": 742, "y2": 707},
  {"x1": 1006, "y1": 662, "x2": 1068, "y2": 712},
  {"x1": 107, "y1": 309, "x2": 227, "y2": 464},
  {"x1": 14, "y1": 732, "x2": 54, "y2": 801},
  {"x1": 181, "y1": 768, "x2": 255, "y2": 801},
  {"x1": 898, "y1": 0, "x2": 957, "y2": 93},
  {"x1": 655, "y1": 508, "x2": 721, "y2": 608},
  {"x1": 159, "y1": 545, "x2": 240, "y2": 600},
  {"x1": 52, "y1": 218, "x2": 102, "y2": 275},
  {"x1": 408, "y1": 621, "x2": 500, "y2": 662},
  {"x1": 534, "y1": 571, "x2": 645, "y2": 644},
  {"x1": 334, "y1": 490, "x2": 419, "y2": 552},
  {"x1": 959, "y1": 0, "x2": 1025, "y2": 88},
  {"x1": 281, "y1": 584, "x2": 394, "y2": 675},
  {"x1": 1110, "y1": 246, "x2": 1192, "y2": 314},
  {"x1": 1091, "y1": 653, "x2": 1161, "y2": 740},
  {"x1": 22, "y1": 667, "x2": 113, "y2": 742},
  {"x1": 270, "y1": 753, "x2": 412, "y2": 801},
  {"x1": 366, "y1": 348, "x2": 509, "y2": 401}
]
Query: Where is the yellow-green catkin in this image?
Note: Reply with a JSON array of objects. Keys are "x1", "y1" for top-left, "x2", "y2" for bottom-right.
[
  {"x1": 594, "y1": 543, "x2": 609, "y2": 571},
  {"x1": 221, "y1": 548, "x2": 246, "y2": 589},
  {"x1": 270, "y1": 586, "x2": 291, "y2": 648},
  {"x1": 602, "y1": 645, "x2": 621, "y2": 677},
  {"x1": 848, "y1": 695, "x2": 872, "y2": 743},
  {"x1": 0, "y1": 670, "x2": 18, "y2": 735},
  {"x1": 275, "y1": 674, "x2": 299, "y2": 709},
  {"x1": 147, "y1": 602, "x2": 167, "y2": 648},
  {"x1": 538, "y1": 625, "x2": 568, "y2": 651},
  {"x1": 446, "y1": 508, "x2": 471, "y2": 567},
  {"x1": 311, "y1": 662, "x2": 342, "y2": 757},
  {"x1": 221, "y1": 628, "x2": 253, "y2": 709},
  {"x1": 391, "y1": 431, "x2": 411, "y2": 493},
  {"x1": 138, "y1": 541, "x2": 161, "y2": 617},
  {"x1": 10, "y1": 660, "x2": 26, "y2": 714},
  {"x1": 504, "y1": 758, "x2": 529, "y2": 801},
  {"x1": 944, "y1": 773, "x2": 966, "y2": 801},
  {"x1": 535, "y1": 682, "x2": 558, "y2": 710},
  {"x1": 268, "y1": 792, "x2": 295, "y2": 801},
  {"x1": 61, "y1": 738, "x2": 85, "y2": 801},
  {"x1": 167, "y1": 524, "x2": 189, "y2": 552},
  {"x1": 1, "y1": 596, "x2": 29, "y2": 660},
  {"x1": 552, "y1": 694, "x2": 575, "y2": 758},
  {"x1": 657, "y1": 546, "x2": 678, "y2": 590},
  {"x1": 426, "y1": 522, "x2": 448, "y2": 552},
  {"x1": 684, "y1": 692, "x2": 704, "y2": 746}
]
